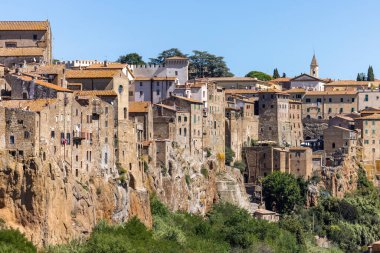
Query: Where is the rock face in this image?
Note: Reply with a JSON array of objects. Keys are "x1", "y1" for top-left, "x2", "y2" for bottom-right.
[
  {"x1": 0, "y1": 144, "x2": 251, "y2": 247},
  {"x1": 0, "y1": 151, "x2": 152, "y2": 247},
  {"x1": 148, "y1": 146, "x2": 251, "y2": 215}
]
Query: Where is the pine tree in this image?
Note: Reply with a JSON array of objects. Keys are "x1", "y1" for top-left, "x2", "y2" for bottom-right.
[
  {"x1": 357, "y1": 73, "x2": 366, "y2": 81},
  {"x1": 367, "y1": 65, "x2": 375, "y2": 81},
  {"x1": 273, "y1": 68, "x2": 280, "y2": 79}
]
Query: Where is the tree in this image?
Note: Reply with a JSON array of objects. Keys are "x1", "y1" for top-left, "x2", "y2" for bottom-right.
[
  {"x1": 189, "y1": 50, "x2": 233, "y2": 79},
  {"x1": 149, "y1": 48, "x2": 187, "y2": 65},
  {"x1": 367, "y1": 65, "x2": 375, "y2": 81},
  {"x1": 245, "y1": 71, "x2": 272, "y2": 81},
  {"x1": 262, "y1": 172, "x2": 302, "y2": 214},
  {"x1": 117, "y1": 53, "x2": 145, "y2": 65},
  {"x1": 225, "y1": 147, "x2": 235, "y2": 165},
  {"x1": 273, "y1": 68, "x2": 280, "y2": 79},
  {"x1": 282, "y1": 72, "x2": 287, "y2": 78},
  {"x1": 356, "y1": 73, "x2": 366, "y2": 81}
]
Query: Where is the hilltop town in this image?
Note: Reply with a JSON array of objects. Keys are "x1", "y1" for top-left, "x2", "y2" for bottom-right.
[{"x1": 0, "y1": 20, "x2": 380, "y2": 252}]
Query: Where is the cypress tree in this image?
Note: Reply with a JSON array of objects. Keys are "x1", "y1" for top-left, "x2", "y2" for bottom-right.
[
  {"x1": 282, "y1": 72, "x2": 286, "y2": 78},
  {"x1": 273, "y1": 68, "x2": 280, "y2": 79},
  {"x1": 367, "y1": 66, "x2": 375, "y2": 81}
]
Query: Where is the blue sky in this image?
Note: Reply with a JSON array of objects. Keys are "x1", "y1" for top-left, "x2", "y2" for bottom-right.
[{"x1": 3, "y1": 0, "x2": 380, "y2": 79}]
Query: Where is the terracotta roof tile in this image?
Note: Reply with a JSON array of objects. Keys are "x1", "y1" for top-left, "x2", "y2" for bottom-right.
[
  {"x1": 0, "y1": 21, "x2": 49, "y2": 31},
  {"x1": 172, "y1": 95, "x2": 203, "y2": 104},
  {"x1": 272, "y1": 77, "x2": 291, "y2": 82},
  {"x1": 134, "y1": 76, "x2": 177, "y2": 81},
  {"x1": 305, "y1": 91, "x2": 357, "y2": 96},
  {"x1": 74, "y1": 90, "x2": 117, "y2": 96},
  {"x1": 154, "y1": 103, "x2": 177, "y2": 111},
  {"x1": 0, "y1": 99, "x2": 56, "y2": 112},
  {"x1": 355, "y1": 113, "x2": 380, "y2": 120},
  {"x1": 66, "y1": 69, "x2": 120, "y2": 79},
  {"x1": 287, "y1": 88, "x2": 306, "y2": 93},
  {"x1": 325, "y1": 80, "x2": 380, "y2": 86},
  {"x1": 0, "y1": 47, "x2": 44, "y2": 57},
  {"x1": 258, "y1": 89, "x2": 289, "y2": 95},
  {"x1": 129, "y1": 101, "x2": 151, "y2": 113},
  {"x1": 225, "y1": 89, "x2": 258, "y2": 94},
  {"x1": 14, "y1": 75, "x2": 71, "y2": 92}
]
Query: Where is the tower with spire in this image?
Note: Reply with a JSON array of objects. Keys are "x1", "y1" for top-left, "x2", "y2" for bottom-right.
[{"x1": 310, "y1": 54, "x2": 319, "y2": 78}]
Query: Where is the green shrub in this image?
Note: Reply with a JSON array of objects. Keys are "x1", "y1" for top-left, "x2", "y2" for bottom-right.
[
  {"x1": 200, "y1": 167, "x2": 208, "y2": 178},
  {"x1": 233, "y1": 160, "x2": 246, "y2": 173},
  {"x1": 185, "y1": 175, "x2": 191, "y2": 186},
  {"x1": 143, "y1": 160, "x2": 149, "y2": 172},
  {"x1": 0, "y1": 229, "x2": 36, "y2": 253}
]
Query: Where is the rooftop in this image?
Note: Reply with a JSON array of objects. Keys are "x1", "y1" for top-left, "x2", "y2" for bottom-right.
[
  {"x1": 15, "y1": 75, "x2": 71, "y2": 92},
  {"x1": 154, "y1": 103, "x2": 177, "y2": 111},
  {"x1": 74, "y1": 90, "x2": 117, "y2": 96},
  {"x1": 225, "y1": 89, "x2": 258, "y2": 94},
  {"x1": 134, "y1": 76, "x2": 177, "y2": 81},
  {"x1": 171, "y1": 95, "x2": 203, "y2": 104},
  {"x1": 355, "y1": 113, "x2": 380, "y2": 120},
  {"x1": 0, "y1": 21, "x2": 49, "y2": 31},
  {"x1": 325, "y1": 80, "x2": 380, "y2": 86},
  {"x1": 129, "y1": 101, "x2": 151, "y2": 113},
  {"x1": 0, "y1": 99, "x2": 56, "y2": 112},
  {"x1": 0, "y1": 47, "x2": 45, "y2": 57},
  {"x1": 286, "y1": 88, "x2": 306, "y2": 93},
  {"x1": 305, "y1": 90, "x2": 357, "y2": 96},
  {"x1": 65, "y1": 69, "x2": 121, "y2": 79}
]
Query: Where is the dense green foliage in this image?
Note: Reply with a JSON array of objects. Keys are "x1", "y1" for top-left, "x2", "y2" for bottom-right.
[
  {"x1": 0, "y1": 229, "x2": 36, "y2": 253},
  {"x1": 46, "y1": 197, "x2": 314, "y2": 253},
  {"x1": 357, "y1": 72, "x2": 366, "y2": 81},
  {"x1": 149, "y1": 48, "x2": 187, "y2": 65},
  {"x1": 262, "y1": 171, "x2": 303, "y2": 214},
  {"x1": 188, "y1": 50, "x2": 233, "y2": 79},
  {"x1": 116, "y1": 53, "x2": 146, "y2": 65},
  {"x1": 225, "y1": 146, "x2": 235, "y2": 165},
  {"x1": 245, "y1": 71, "x2": 272, "y2": 81}
]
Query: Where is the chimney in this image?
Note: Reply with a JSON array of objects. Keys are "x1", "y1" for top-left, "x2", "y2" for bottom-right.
[{"x1": 103, "y1": 60, "x2": 108, "y2": 67}]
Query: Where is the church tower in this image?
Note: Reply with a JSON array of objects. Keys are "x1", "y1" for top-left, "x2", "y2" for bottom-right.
[{"x1": 310, "y1": 54, "x2": 319, "y2": 78}]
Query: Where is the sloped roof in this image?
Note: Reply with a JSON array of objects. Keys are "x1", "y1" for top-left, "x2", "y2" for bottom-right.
[
  {"x1": 272, "y1": 77, "x2": 291, "y2": 83},
  {"x1": 225, "y1": 89, "x2": 258, "y2": 94},
  {"x1": 15, "y1": 75, "x2": 71, "y2": 92},
  {"x1": 325, "y1": 80, "x2": 380, "y2": 86},
  {"x1": 355, "y1": 113, "x2": 380, "y2": 120},
  {"x1": 0, "y1": 99, "x2": 56, "y2": 112},
  {"x1": 305, "y1": 90, "x2": 357, "y2": 96},
  {"x1": 287, "y1": 88, "x2": 306, "y2": 93},
  {"x1": 171, "y1": 95, "x2": 203, "y2": 104},
  {"x1": 154, "y1": 103, "x2": 177, "y2": 111},
  {"x1": 134, "y1": 76, "x2": 177, "y2": 81},
  {"x1": 0, "y1": 21, "x2": 49, "y2": 31},
  {"x1": 0, "y1": 47, "x2": 45, "y2": 57},
  {"x1": 74, "y1": 90, "x2": 117, "y2": 96},
  {"x1": 129, "y1": 101, "x2": 151, "y2": 113},
  {"x1": 65, "y1": 69, "x2": 120, "y2": 79},
  {"x1": 258, "y1": 89, "x2": 289, "y2": 95},
  {"x1": 310, "y1": 54, "x2": 318, "y2": 66}
]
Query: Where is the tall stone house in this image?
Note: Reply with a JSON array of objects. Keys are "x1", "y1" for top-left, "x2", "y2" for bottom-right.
[{"x1": 0, "y1": 21, "x2": 52, "y2": 67}]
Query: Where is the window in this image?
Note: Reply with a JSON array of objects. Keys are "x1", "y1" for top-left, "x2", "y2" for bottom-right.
[
  {"x1": 316, "y1": 98, "x2": 322, "y2": 103},
  {"x1": 105, "y1": 107, "x2": 108, "y2": 114},
  {"x1": 340, "y1": 98, "x2": 343, "y2": 102},
  {"x1": 156, "y1": 82, "x2": 160, "y2": 86},
  {"x1": 175, "y1": 71, "x2": 178, "y2": 76},
  {"x1": 10, "y1": 136, "x2": 14, "y2": 144},
  {"x1": 24, "y1": 131, "x2": 30, "y2": 139},
  {"x1": 5, "y1": 42, "x2": 16, "y2": 48},
  {"x1": 156, "y1": 90, "x2": 160, "y2": 95},
  {"x1": 307, "y1": 108, "x2": 310, "y2": 112},
  {"x1": 33, "y1": 34, "x2": 38, "y2": 40},
  {"x1": 104, "y1": 152, "x2": 108, "y2": 164},
  {"x1": 351, "y1": 108, "x2": 355, "y2": 112},
  {"x1": 124, "y1": 107, "x2": 127, "y2": 119},
  {"x1": 306, "y1": 98, "x2": 311, "y2": 103},
  {"x1": 51, "y1": 131, "x2": 55, "y2": 138},
  {"x1": 129, "y1": 91, "x2": 133, "y2": 96},
  {"x1": 140, "y1": 91, "x2": 143, "y2": 96},
  {"x1": 328, "y1": 98, "x2": 332, "y2": 102},
  {"x1": 118, "y1": 85, "x2": 123, "y2": 93},
  {"x1": 184, "y1": 128, "x2": 187, "y2": 137},
  {"x1": 178, "y1": 116, "x2": 181, "y2": 122},
  {"x1": 351, "y1": 98, "x2": 355, "y2": 102},
  {"x1": 339, "y1": 108, "x2": 343, "y2": 113},
  {"x1": 364, "y1": 140, "x2": 369, "y2": 144},
  {"x1": 365, "y1": 94, "x2": 369, "y2": 102},
  {"x1": 328, "y1": 108, "x2": 332, "y2": 113},
  {"x1": 332, "y1": 143, "x2": 336, "y2": 148},
  {"x1": 105, "y1": 120, "x2": 108, "y2": 127},
  {"x1": 140, "y1": 82, "x2": 143, "y2": 86},
  {"x1": 184, "y1": 116, "x2": 187, "y2": 122},
  {"x1": 179, "y1": 128, "x2": 182, "y2": 135},
  {"x1": 66, "y1": 133, "x2": 70, "y2": 144}
]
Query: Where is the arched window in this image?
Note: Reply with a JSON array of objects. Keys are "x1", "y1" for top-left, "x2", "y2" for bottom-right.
[{"x1": 123, "y1": 107, "x2": 127, "y2": 119}]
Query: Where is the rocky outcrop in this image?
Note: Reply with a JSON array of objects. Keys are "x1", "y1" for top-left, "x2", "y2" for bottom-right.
[{"x1": 0, "y1": 151, "x2": 152, "y2": 247}]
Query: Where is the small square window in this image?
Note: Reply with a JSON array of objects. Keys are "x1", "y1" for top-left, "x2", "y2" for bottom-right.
[{"x1": 33, "y1": 34, "x2": 38, "y2": 40}]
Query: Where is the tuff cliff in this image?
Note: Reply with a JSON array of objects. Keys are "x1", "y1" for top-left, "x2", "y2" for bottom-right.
[
  {"x1": 0, "y1": 151, "x2": 151, "y2": 247},
  {"x1": 0, "y1": 146, "x2": 251, "y2": 247}
]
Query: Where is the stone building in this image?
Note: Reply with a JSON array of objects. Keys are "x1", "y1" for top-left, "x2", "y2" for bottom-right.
[
  {"x1": 357, "y1": 89, "x2": 380, "y2": 111},
  {"x1": 302, "y1": 91, "x2": 358, "y2": 120},
  {"x1": 290, "y1": 74, "x2": 327, "y2": 91},
  {"x1": 225, "y1": 96, "x2": 258, "y2": 162},
  {"x1": 258, "y1": 89, "x2": 291, "y2": 146},
  {"x1": 7, "y1": 74, "x2": 71, "y2": 100},
  {"x1": 324, "y1": 80, "x2": 380, "y2": 91},
  {"x1": 289, "y1": 147, "x2": 312, "y2": 179},
  {"x1": 0, "y1": 21, "x2": 52, "y2": 67},
  {"x1": 244, "y1": 145, "x2": 312, "y2": 182},
  {"x1": 289, "y1": 100, "x2": 303, "y2": 146},
  {"x1": 323, "y1": 125, "x2": 359, "y2": 159},
  {"x1": 355, "y1": 114, "x2": 380, "y2": 163},
  {"x1": 197, "y1": 77, "x2": 278, "y2": 90}
]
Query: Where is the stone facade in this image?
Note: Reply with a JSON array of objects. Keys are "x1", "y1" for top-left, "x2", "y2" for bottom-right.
[
  {"x1": 258, "y1": 90, "x2": 291, "y2": 146},
  {"x1": 0, "y1": 21, "x2": 52, "y2": 67},
  {"x1": 289, "y1": 100, "x2": 303, "y2": 146}
]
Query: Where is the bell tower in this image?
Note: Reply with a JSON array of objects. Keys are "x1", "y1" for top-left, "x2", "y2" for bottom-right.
[{"x1": 310, "y1": 54, "x2": 319, "y2": 78}]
